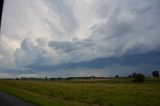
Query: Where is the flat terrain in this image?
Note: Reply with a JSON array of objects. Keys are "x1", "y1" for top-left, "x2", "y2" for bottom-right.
[{"x1": 0, "y1": 78, "x2": 159, "y2": 106}]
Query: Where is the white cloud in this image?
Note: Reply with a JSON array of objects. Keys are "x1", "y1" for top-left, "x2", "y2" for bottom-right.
[{"x1": 0, "y1": 0, "x2": 160, "y2": 77}]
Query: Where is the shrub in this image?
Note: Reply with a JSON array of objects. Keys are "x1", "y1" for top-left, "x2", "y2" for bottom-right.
[
  {"x1": 132, "y1": 73, "x2": 145, "y2": 83},
  {"x1": 115, "y1": 75, "x2": 119, "y2": 78},
  {"x1": 152, "y1": 71, "x2": 159, "y2": 77}
]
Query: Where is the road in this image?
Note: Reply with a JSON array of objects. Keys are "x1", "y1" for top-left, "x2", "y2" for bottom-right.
[{"x1": 0, "y1": 91, "x2": 34, "y2": 106}]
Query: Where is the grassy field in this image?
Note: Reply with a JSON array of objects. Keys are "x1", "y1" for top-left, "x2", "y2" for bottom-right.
[{"x1": 0, "y1": 78, "x2": 159, "y2": 106}]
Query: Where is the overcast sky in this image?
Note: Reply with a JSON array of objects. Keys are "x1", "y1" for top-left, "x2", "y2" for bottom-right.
[{"x1": 0, "y1": 0, "x2": 160, "y2": 78}]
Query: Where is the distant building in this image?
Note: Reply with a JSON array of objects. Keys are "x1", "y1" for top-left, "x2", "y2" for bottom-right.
[{"x1": 152, "y1": 71, "x2": 159, "y2": 77}]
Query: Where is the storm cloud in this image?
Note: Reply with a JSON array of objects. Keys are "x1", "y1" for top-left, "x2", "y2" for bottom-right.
[{"x1": 0, "y1": 0, "x2": 160, "y2": 77}]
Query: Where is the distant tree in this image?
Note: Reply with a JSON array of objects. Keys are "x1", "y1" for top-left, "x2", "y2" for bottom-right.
[
  {"x1": 49, "y1": 78, "x2": 56, "y2": 80},
  {"x1": 15, "y1": 78, "x2": 19, "y2": 80},
  {"x1": 92, "y1": 75, "x2": 96, "y2": 79},
  {"x1": 45, "y1": 77, "x2": 48, "y2": 80},
  {"x1": 128, "y1": 75, "x2": 132, "y2": 78},
  {"x1": 132, "y1": 72, "x2": 137, "y2": 78},
  {"x1": 58, "y1": 77, "x2": 62, "y2": 80},
  {"x1": 115, "y1": 75, "x2": 119, "y2": 78},
  {"x1": 90, "y1": 75, "x2": 96, "y2": 79},
  {"x1": 152, "y1": 71, "x2": 159, "y2": 77},
  {"x1": 132, "y1": 73, "x2": 145, "y2": 83},
  {"x1": 21, "y1": 77, "x2": 27, "y2": 80}
]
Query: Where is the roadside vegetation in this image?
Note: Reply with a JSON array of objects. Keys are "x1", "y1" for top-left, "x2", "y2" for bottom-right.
[{"x1": 0, "y1": 77, "x2": 160, "y2": 106}]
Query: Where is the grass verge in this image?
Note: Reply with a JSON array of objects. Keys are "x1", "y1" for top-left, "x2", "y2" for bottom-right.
[{"x1": 0, "y1": 84, "x2": 88, "y2": 106}]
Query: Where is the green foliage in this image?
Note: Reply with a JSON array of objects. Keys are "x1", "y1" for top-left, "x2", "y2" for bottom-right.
[{"x1": 132, "y1": 73, "x2": 145, "y2": 83}]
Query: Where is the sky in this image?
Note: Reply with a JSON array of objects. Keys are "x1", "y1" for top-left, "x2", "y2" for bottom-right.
[{"x1": 0, "y1": 0, "x2": 160, "y2": 78}]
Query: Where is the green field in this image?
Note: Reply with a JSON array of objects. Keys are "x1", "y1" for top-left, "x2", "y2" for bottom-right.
[{"x1": 0, "y1": 78, "x2": 160, "y2": 106}]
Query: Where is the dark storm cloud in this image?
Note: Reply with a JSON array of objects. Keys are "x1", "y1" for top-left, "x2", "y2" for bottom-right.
[{"x1": 25, "y1": 50, "x2": 160, "y2": 71}]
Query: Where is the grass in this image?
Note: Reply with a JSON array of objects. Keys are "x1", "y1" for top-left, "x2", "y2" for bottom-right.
[
  {"x1": 0, "y1": 83, "x2": 87, "y2": 106},
  {"x1": 0, "y1": 77, "x2": 160, "y2": 106}
]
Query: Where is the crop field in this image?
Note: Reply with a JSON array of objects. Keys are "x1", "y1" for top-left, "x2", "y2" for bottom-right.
[{"x1": 0, "y1": 78, "x2": 159, "y2": 106}]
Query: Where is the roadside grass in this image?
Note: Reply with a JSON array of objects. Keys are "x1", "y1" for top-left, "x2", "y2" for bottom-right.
[
  {"x1": 0, "y1": 78, "x2": 159, "y2": 106},
  {"x1": 0, "y1": 84, "x2": 88, "y2": 106}
]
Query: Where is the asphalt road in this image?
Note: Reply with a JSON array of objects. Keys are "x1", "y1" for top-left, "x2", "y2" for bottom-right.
[{"x1": 0, "y1": 91, "x2": 34, "y2": 106}]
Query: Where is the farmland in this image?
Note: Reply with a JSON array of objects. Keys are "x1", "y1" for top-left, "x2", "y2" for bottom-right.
[{"x1": 0, "y1": 78, "x2": 160, "y2": 106}]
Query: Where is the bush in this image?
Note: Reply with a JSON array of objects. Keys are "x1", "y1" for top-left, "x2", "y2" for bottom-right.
[
  {"x1": 132, "y1": 73, "x2": 145, "y2": 83},
  {"x1": 152, "y1": 71, "x2": 159, "y2": 77},
  {"x1": 115, "y1": 75, "x2": 119, "y2": 78},
  {"x1": 128, "y1": 75, "x2": 132, "y2": 78}
]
